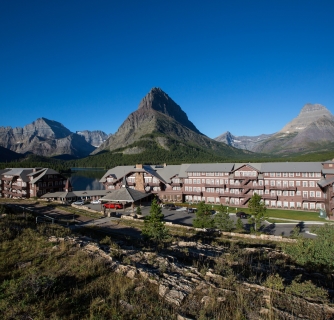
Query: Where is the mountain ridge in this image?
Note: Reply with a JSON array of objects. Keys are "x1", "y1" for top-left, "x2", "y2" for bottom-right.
[{"x1": 93, "y1": 88, "x2": 249, "y2": 158}]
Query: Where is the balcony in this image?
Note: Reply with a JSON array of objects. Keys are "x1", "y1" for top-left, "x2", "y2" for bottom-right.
[
  {"x1": 147, "y1": 182, "x2": 161, "y2": 187},
  {"x1": 126, "y1": 181, "x2": 136, "y2": 186},
  {"x1": 185, "y1": 190, "x2": 202, "y2": 196},
  {"x1": 204, "y1": 183, "x2": 219, "y2": 188},
  {"x1": 170, "y1": 182, "x2": 182, "y2": 187},
  {"x1": 262, "y1": 194, "x2": 278, "y2": 200},
  {"x1": 302, "y1": 196, "x2": 325, "y2": 202}
]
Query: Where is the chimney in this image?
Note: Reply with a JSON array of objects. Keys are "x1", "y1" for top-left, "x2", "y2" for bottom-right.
[{"x1": 136, "y1": 164, "x2": 143, "y2": 169}]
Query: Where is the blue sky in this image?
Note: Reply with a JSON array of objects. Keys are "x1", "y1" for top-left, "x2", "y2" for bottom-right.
[{"x1": 1, "y1": 0, "x2": 334, "y2": 138}]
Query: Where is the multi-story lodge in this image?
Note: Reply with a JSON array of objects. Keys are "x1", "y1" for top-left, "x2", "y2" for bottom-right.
[
  {"x1": 100, "y1": 162, "x2": 334, "y2": 220},
  {"x1": 0, "y1": 168, "x2": 67, "y2": 199}
]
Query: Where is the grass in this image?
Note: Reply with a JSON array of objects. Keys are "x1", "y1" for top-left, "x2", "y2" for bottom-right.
[
  {"x1": 1, "y1": 204, "x2": 333, "y2": 319},
  {"x1": 181, "y1": 202, "x2": 326, "y2": 222}
]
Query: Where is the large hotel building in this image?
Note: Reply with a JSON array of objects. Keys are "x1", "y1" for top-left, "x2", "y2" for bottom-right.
[{"x1": 100, "y1": 161, "x2": 334, "y2": 220}]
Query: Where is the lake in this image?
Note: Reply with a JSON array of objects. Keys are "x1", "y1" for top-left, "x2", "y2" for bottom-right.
[{"x1": 69, "y1": 168, "x2": 106, "y2": 191}]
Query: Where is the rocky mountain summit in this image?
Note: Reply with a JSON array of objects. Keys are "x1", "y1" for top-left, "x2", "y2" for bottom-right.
[
  {"x1": 0, "y1": 118, "x2": 95, "y2": 158},
  {"x1": 215, "y1": 131, "x2": 274, "y2": 151},
  {"x1": 93, "y1": 88, "x2": 245, "y2": 157},
  {"x1": 280, "y1": 103, "x2": 334, "y2": 133},
  {"x1": 76, "y1": 130, "x2": 109, "y2": 147},
  {"x1": 215, "y1": 103, "x2": 334, "y2": 154}
]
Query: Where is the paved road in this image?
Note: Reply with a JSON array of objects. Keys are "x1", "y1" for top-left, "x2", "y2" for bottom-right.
[{"x1": 7, "y1": 202, "x2": 320, "y2": 239}]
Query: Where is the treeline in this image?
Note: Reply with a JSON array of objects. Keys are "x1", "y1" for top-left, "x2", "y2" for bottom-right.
[{"x1": 1, "y1": 137, "x2": 334, "y2": 171}]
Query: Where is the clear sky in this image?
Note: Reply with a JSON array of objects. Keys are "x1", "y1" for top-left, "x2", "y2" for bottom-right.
[{"x1": 1, "y1": 0, "x2": 334, "y2": 138}]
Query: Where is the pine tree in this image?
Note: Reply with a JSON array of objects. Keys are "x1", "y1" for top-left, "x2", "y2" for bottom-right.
[
  {"x1": 248, "y1": 193, "x2": 267, "y2": 231},
  {"x1": 142, "y1": 198, "x2": 169, "y2": 243},
  {"x1": 214, "y1": 204, "x2": 234, "y2": 231},
  {"x1": 193, "y1": 201, "x2": 214, "y2": 228}
]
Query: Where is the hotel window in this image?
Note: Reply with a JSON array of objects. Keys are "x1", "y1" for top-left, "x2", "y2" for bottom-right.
[
  {"x1": 185, "y1": 186, "x2": 189, "y2": 191},
  {"x1": 225, "y1": 179, "x2": 228, "y2": 184},
  {"x1": 277, "y1": 201, "x2": 282, "y2": 207},
  {"x1": 302, "y1": 181, "x2": 308, "y2": 187},
  {"x1": 271, "y1": 190, "x2": 276, "y2": 196},
  {"x1": 289, "y1": 181, "x2": 294, "y2": 187},
  {"x1": 296, "y1": 191, "x2": 301, "y2": 196},
  {"x1": 296, "y1": 173, "x2": 300, "y2": 176},
  {"x1": 277, "y1": 181, "x2": 281, "y2": 187},
  {"x1": 265, "y1": 190, "x2": 269, "y2": 194},
  {"x1": 197, "y1": 179, "x2": 201, "y2": 184},
  {"x1": 316, "y1": 173, "x2": 321, "y2": 177},
  {"x1": 310, "y1": 203, "x2": 315, "y2": 209},
  {"x1": 215, "y1": 179, "x2": 220, "y2": 185},
  {"x1": 270, "y1": 173, "x2": 275, "y2": 177},
  {"x1": 189, "y1": 187, "x2": 192, "y2": 191},
  {"x1": 283, "y1": 201, "x2": 288, "y2": 208},
  {"x1": 290, "y1": 202, "x2": 295, "y2": 208},
  {"x1": 303, "y1": 191, "x2": 308, "y2": 198},
  {"x1": 215, "y1": 188, "x2": 220, "y2": 193},
  {"x1": 283, "y1": 181, "x2": 288, "y2": 187},
  {"x1": 258, "y1": 190, "x2": 263, "y2": 195},
  {"x1": 310, "y1": 191, "x2": 315, "y2": 197},
  {"x1": 316, "y1": 191, "x2": 321, "y2": 197},
  {"x1": 303, "y1": 203, "x2": 308, "y2": 209},
  {"x1": 283, "y1": 191, "x2": 288, "y2": 196},
  {"x1": 270, "y1": 181, "x2": 275, "y2": 186},
  {"x1": 302, "y1": 173, "x2": 308, "y2": 177},
  {"x1": 309, "y1": 181, "x2": 315, "y2": 187},
  {"x1": 283, "y1": 173, "x2": 288, "y2": 177},
  {"x1": 235, "y1": 171, "x2": 240, "y2": 176},
  {"x1": 277, "y1": 190, "x2": 282, "y2": 196},
  {"x1": 276, "y1": 173, "x2": 281, "y2": 177},
  {"x1": 296, "y1": 181, "x2": 300, "y2": 186},
  {"x1": 316, "y1": 203, "x2": 322, "y2": 209},
  {"x1": 309, "y1": 173, "x2": 314, "y2": 177},
  {"x1": 201, "y1": 187, "x2": 205, "y2": 191},
  {"x1": 289, "y1": 173, "x2": 294, "y2": 177},
  {"x1": 297, "y1": 202, "x2": 301, "y2": 208},
  {"x1": 265, "y1": 200, "x2": 270, "y2": 205},
  {"x1": 220, "y1": 179, "x2": 224, "y2": 184},
  {"x1": 259, "y1": 180, "x2": 263, "y2": 186},
  {"x1": 289, "y1": 191, "x2": 295, "y2": 196}
]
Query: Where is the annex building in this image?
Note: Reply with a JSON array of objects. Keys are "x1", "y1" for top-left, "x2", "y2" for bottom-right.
[
  {"x1": 0, "y1": 168, "x2": 68, "y2": 199},
  {"x1": 100, "y1": 161, "x2": 334, "y2": 220}
]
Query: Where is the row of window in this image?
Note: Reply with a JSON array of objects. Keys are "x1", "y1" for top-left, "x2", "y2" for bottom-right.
[{"x1": 266, "y1": 172, "x2": 321, "y2": 178}]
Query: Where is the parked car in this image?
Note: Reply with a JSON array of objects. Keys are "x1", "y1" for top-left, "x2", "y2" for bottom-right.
[
  {"x1": 236, "y1": 211, "x2": 250, "y2": 219},
  {"x1": 91, "y1": 199, "x2": 101, "y2": 204},
  {"x1": 73, "y1": 200, "x2": 84, "y2": 205},
  {"x1": 187, "y1": 208, "x2": 197, "y2": 214},
  {"x1": 164, "y1": 203, "x2": 176, "y2": 210},
  {"x1": 103, "y1": 203, "x2": 123, "y2": 209}
]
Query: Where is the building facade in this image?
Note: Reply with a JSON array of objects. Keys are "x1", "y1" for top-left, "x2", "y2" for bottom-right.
[
  {"x1": 1, "y1": 168, "x2": 67, "y2": 199},
  {"x1": 100, "y1": 161, "x2": 334, "y2": 220}
]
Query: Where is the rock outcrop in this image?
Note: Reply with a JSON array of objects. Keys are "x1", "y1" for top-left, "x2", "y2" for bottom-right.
[
  {"x1": 0, "y1": 118, "x2": 95, "y2": 158},
  {"x1": 76, "y1": 130, "x2": 109, "y2": 147}
]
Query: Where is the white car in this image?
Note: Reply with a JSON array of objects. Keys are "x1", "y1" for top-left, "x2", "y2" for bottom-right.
[
  {"x1": 73, "y1": 200, "x2": 84, "y2": 205},
  {"x1": 91, "y1": 199, "x2": 101, "y2": 204}
]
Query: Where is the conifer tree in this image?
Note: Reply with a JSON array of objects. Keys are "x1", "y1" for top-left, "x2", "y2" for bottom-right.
[
  {"x1": 214, "y1": 204, "x2": 234, "y2": 231},
  {"x1": 193, "y1": 201, "x2": 214, "y2": 228},
  {"x1": 142, "y1": 197, "x2": 169, "y2": 242}
]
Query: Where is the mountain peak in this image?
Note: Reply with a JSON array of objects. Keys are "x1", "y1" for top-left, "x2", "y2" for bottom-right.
[
  {"x1": 280, "y1": 103, "x2": 333, "y2": 133},
  {"x1": 300, "y1": 103, "x2": 329, "y2": 114},
  {"x1": 137, "y1": 88, "x2": 201, "y2": 134}
]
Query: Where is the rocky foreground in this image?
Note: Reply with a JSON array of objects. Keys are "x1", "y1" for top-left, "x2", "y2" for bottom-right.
[{"x1": 48, "y1": 235, "x2": 334, "y2": 320}]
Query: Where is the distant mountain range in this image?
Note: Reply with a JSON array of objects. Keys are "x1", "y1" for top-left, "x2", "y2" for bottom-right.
[
  {"x1": 215, "y1": 103, "x2": 334, "y2": 154},
  {"x1": 0, "y1": 90, "x2": 333, "y2": 163},
  {"x1": 0, "y1": 118, "x2": 107, "y2": 159}
]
